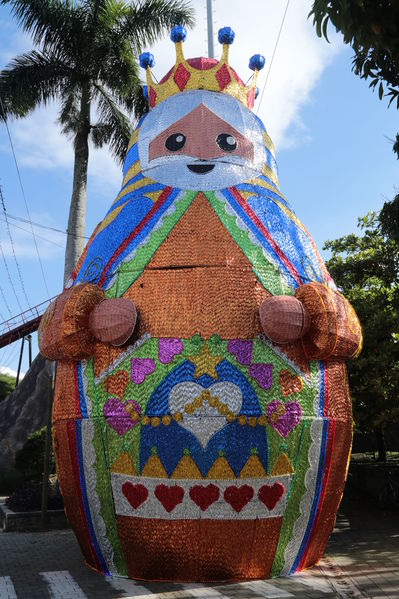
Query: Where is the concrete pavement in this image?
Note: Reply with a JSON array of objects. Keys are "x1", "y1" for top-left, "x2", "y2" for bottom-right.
[{"x1": 0, "y1": 494, "x2": 398, "y2": 598}]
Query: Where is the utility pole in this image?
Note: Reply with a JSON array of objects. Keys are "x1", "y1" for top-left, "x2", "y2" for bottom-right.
[{"x1": 206, "y1": 0, "x2": 214, "y2": 59}]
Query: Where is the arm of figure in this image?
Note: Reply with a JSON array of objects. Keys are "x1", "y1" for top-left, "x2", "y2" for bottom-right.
[
  {"x1": 259, "y1": 282, "x2": 362, "y2": 360},
  {"x1": 38, "y1": 283, "x2": 137, "y2": 361}
]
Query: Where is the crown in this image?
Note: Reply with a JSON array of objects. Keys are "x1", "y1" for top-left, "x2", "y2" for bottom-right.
[{"x1": 139, "y1": 26, "x2": 265, "y2": 111}]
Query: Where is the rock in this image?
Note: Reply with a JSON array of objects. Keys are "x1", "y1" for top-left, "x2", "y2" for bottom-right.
[{"x1": 0, "y1": 355, "x2": 50, "y2": 471}]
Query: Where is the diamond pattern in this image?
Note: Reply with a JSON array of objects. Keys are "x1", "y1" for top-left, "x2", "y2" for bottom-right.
[
  {"x1": 215, "y1": 64, "x2": 232, "y2": 91},
  {"x1": 247, "y1": 88, "x2": 255, "y2": 109},
  {"x1": 174, "y1": 63, "x2": 190, "y2": 91},
  {"x1": 149, "y1": 86, "x2": 157, "y2": 108}
]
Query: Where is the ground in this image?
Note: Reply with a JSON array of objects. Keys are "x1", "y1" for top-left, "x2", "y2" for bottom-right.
[{"x1": 0, "y1": 493, "x2": 398, "y2": 599}]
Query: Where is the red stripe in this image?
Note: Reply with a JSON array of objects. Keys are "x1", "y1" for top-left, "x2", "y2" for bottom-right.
[
  {"x1": 66, "y1": 420, "x2": 101, "y2": 571},
  {"x1": 323, "y1": 364, "x2": 329, "y2": 417},
  {"x1": 73, "y1": 364, "x2": 81, "y2": 419},
  {"x1": 297, "y1": 419, "x2": 336, "y2": 571},
  {"x1": 98, "y1": 187, "x2": 173, "y2": 286},
  {"x1": 228, "y1": 187, "x2": 302, "y2": 285}
]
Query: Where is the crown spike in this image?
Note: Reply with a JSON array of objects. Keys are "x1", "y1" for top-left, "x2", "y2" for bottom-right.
[
  {"x1": 249, "y1": 54, "x2": 265, "y2": 72},
  {"x1": 139, "y1": 52, "x2": 155, "y2": 70},
  {"x1": 138, "y1": 25, "x2": 263, "y2": 111},
  {"x1": 218, "y1": 27, "x2": 235, "y2": 45},
  {"x1": 170, "y1": 25, "x2": 187, "y2": 42}
]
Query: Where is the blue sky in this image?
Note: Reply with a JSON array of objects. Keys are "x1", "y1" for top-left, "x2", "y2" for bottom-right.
[{"x1": 0, "y1": 0, "x2": 398, "y2": 377}]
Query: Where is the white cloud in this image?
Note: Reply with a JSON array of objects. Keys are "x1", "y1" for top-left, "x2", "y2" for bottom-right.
[
  {"x1": 0, "y1": 0, "x2": 341, "y2": 188},
  {"x1": 0, "y1": 365, "x2": 24, "y2": 379}
]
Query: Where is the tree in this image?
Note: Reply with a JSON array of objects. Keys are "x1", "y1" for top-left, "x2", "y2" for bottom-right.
[
  {"x1": 0, "y1": 0, "x2": 194, "y2": 282},
  {"x1": 0, "y1": 373, "x2": 15, "y2": 402},
  {"x1": 324, "y1": 195, "x2": 399, "y2": 461},
  {"x1": 310, "y1": 1, "x2": 399, "y2": 158}
]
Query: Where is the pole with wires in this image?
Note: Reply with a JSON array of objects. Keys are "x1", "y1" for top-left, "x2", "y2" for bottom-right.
[{"x1": 206, "y1": 0, "x2": 215, "y2": 59}]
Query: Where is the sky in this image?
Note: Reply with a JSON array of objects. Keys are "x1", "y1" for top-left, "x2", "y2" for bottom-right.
[{"x1": 0, "y1": 0, "x2": 397, "y2": 378}]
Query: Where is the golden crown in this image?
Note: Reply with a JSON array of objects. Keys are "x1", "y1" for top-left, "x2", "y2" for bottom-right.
[{"x1": 139, "y1": 26, "x2": 265, "y2": 110}]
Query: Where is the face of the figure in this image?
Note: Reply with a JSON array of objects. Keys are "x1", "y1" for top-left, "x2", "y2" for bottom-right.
[{"x1": 138, "y1": 90, "x2": 266, "y2": 190}]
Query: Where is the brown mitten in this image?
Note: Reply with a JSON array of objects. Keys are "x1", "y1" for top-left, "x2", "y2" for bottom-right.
[
  {"x1": 39, "y1": 284, "x2": 136, "y2": 360},
  {"x1": 259, "y1": 283, "x2": 362, "y2": 360}
]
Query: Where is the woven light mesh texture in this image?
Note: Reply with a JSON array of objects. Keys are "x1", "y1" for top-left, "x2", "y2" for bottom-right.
[{"x1": 39, "y1": 69, "x2": 361, "y2": 582}]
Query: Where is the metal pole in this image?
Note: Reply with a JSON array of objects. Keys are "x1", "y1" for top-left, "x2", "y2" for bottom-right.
[
  {"x1": 206, "y1": 0, "x2": 214, "y2": 58},
  {"x1": 41, "y1": 361, "x2": 56, "y2": 531},
  {"x1": 15, "y1": 336, "x2": 25, "y2": 386},
  {"x1": 27, "y1": 334, "x2": 32, "y2": 367}
]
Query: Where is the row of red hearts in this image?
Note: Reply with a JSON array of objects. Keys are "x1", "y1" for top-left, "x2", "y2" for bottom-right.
[{"x1": 121, "y1": 481, "x2": 285, "y2": 514}]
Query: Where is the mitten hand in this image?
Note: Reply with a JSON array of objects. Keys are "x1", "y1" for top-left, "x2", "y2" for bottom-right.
[
  {"x1": 259, "y1": 283, "x2": 362, "y2": 360},
  {"x1": 39, "y1": 284, "x2": 137, "y2": 360}
]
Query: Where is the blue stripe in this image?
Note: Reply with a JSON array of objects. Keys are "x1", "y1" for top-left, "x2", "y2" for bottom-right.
[
  {"x1": 221, "y1": 188, "x2": 298, "y2": 288},
  {"x1": 104, "y1": 187, "x2": 181, "y2": 284},
  {"x1": 77, "y1": 362, "x2": 87, "y2": 418},
  {"x1": 289, "y1": 418, "x2": 328, "y2": 574},
  {"x1": 318, "y1": 362, "x2": 325, "y2": 417},
  {"x1": 75, "y1": 420, "x2": 109, "y2": 574},
  {"x1": 122, "y1": 143, "x2": 139, "y2": 177},
  {"x1": 111, "y1": 180, "x2": 164, "y2": 212},
  {"x1": 235, "y1": 182, "x2": 289, "y2": 208}
]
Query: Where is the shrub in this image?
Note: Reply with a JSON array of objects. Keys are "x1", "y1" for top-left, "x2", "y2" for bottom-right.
[{"x1": 14, "y1": 427, "x2": 55, "y2": 483}]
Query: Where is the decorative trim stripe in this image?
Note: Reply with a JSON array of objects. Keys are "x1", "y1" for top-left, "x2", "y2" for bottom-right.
[
  {"x1": 75, "y1": 420, "x2": 109, "y2": 574},
  {"x1": 226, "y1": 187, "x2": 302, "y2": 286},
  {"x1": 111, "y1": 473, "x2": 290, "y2": 520},
  {"x1": 76, "y1": 362, "x2": 87, "y2": 418},
  {"x1": 122, "y1": 161, "x2": 141, "y2": 187},
  {"x1": 318, "y1": 362, "x2": 325, "y2": 418},
  {"x1": 323, "y1": 364, "x2": 329, "y2": 417},
  {"x1": 289, "y1": 418, "x2": 328, "y2": 573},
  {"x1": 263, "y1": 131, "x2": 276, "y2": 157},
  {"x1": 297, "y1": 419, "x2": 335, "y2": 571},
  {"x1": 66, "y1": 420, "x2": 101, "y2": 572},
  {"x1": 98, "y1": 186, "x2": 174, "y2": 286}
]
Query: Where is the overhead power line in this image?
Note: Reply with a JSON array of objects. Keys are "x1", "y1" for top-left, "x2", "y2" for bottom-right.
[
  {"x1": 0, "y1": 217, "x2": 65, "y2": 248},
  {"x1": 0, "y1": 286, "x2": 12, "y2": 318},
  {"x1": 0, "y1": 96, "x2": 50, "y2": 297},
  {"x1": 0, "y1": 185, "x2": 30, "y2": 308},
  {"x1": 0, "y1": 239, "x2": 24, "y2": 313},
  {"x1": 4, "y1": 211, "x2": 90, "y2": 240},
  {"x1": 256, "y1": 0, "x2": 291, "y2": 116}
]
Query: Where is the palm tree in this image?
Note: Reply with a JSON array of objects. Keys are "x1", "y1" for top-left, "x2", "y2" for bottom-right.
[{"x1": 0, "y1": 0, "x2": 194, "y2": 282}]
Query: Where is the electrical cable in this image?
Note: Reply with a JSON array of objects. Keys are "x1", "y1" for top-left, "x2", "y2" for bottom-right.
[
  {"x1": 256, "y1": 0, "x2": 290, "y2": 117},
  {"x1": 0, "y1": 96, "x2": 50, "y2": 296},
  {"x1": 4, "y1": 211, "x2": 90, "y2": 239},
  {"x1": 0, "y1": 286, "x2": 12, "y2": 318},
  {"x1": 0, "y1": 185, "x2": 31, "y2": 308},
  {"x1": 0, "y1": 239, "x2": 24, "y2": 313},
  {"x1": 0, "y1": 217, "x2": 65, "y2": 248}
]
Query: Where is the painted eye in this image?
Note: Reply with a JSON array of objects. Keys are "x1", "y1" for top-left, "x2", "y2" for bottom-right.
[
  {"x1": 165, "y1": 133, "x2": 186, "y2": 151},
  {"x1": 216, "y1": 133, "x2": 237, "y2": 152}
]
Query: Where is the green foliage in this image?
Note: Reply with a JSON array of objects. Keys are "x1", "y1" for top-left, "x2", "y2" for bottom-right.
[
  {"x1": 324, "y1": 194, "x2": 399, "y2": 434},
  {"x1": 310, "y1": 1, "x2": 399, "y2": 158},
  {"x1": 0, "y1": 373, "x2": 15, "y2": 402},
  {"x1": 0, "y1": 0, "x2": 195, "y2": 164},
  {"x1": 14, "y1": 426, "x2": 55, "y2": 483}
]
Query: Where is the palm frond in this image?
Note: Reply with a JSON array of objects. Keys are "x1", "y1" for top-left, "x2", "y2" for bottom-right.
[
  {"x1": 0, "y1": 49, "x2": 71, "y2": 118},
  {"x1": 116, "y1": 0, "x2": 195, "y2": 52},
  {"x1": 1, "y1": 0, "x2": 84, "y2": 57},
  {"x1": 92, "y1": 83, "x2": 133, "y2": 164},
  {"x1": 58, "y1": 84, "x2": 81, "y2": 136}
]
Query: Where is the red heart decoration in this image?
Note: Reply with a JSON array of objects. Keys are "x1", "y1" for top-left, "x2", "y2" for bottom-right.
[
  {"x1": 122, "y1": 482, "x2": 148, "y2": 509},
  {"x1": 279, "y1": 369, "x2": 303, "y2": 396},
  {"x1": 189, "y1": 484, "x2": 220, "y2": 512},
  {"x1": 258, "y1": 483, "x2": 285, "y2": 511},
  {"x1": 224, "y1": 485, "x2": 254, "y2": 513},
  {"x1": 103, "y1": 370, "x2": 129, "y2": 397},
  {"x1": 154, "y1": 484, "x2": 185, "y2": 513}
]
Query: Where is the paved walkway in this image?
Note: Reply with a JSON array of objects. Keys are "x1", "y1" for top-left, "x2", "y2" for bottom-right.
[{"x1": 0, "y1": 495, "x2": 398, "y2": 598}]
